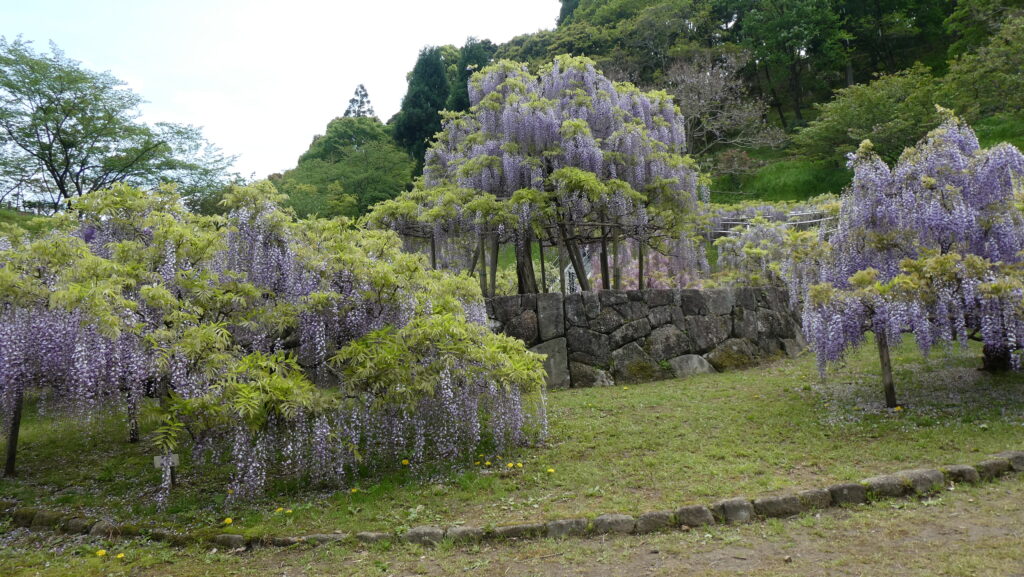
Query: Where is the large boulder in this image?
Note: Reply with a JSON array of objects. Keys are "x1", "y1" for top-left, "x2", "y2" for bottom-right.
[
  {"x1": 704, "y1": 288, "x2": 735, "y2": 316},
  {"x1": 643, "y1": 289, "x2": 675, "y2": 307},
  {"x1": 668, "y1": 354, "x2": 717, "y2": 378},
  {"x1": 678, "y1": 290, "x2": 707, "y2": 315},
  {"x1": 570, "y1": 362, "x2": 614, "y2": 387},
  {"x1": 504, "y1": 310, "x2": 539, "y2": 346},
  {"x1": 612, "y1": 301, "x2": 648, "y2": 322},
  {"x1": 611, "y1": 342, "x2": 669, "y2": 383},
  {"x1": 704, "y1": 338, "x2": 758, "y2": 371},
  {"x1": 590, "y1": 308, "x2": 624, "y2": 333},
  {"x1": 529, "y1": 338, "x2": 570, "y2": 389},
  {"x1": 566, "y1": 327, "x2": 610, "y2": 363},
  {"x1": 610, "y1": 318, "x2": 652, "y2": 350},
  {"x1": 647, "y1": 305, "x2": 675, "y2": 328},
  {"x1": 645, "y1": 325, "x2": 691, "y2": 362},
  {"x1": 564, "y1": 293, "x2": 588, "y2": 326},
  {"x1": 537, "y1": 293, "x2": 565, "y2": 340},
  {"x1": 680, "y1": 315, "x2": 731, "y2": 353}
]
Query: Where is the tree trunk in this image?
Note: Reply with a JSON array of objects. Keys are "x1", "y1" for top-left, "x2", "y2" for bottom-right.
[
  {"x1": 128, "y1": 400, "x2": 140, "y2": 444},
  {"x1": 558, "y1": 239, "x2": 567, "y2": 295},
  {"x1": 429, "y1": 234, "x2": 437, "y2": 269},
  {"x1": 761, "y1": 65, "x2": 788, "y2": 130},
  {"x1": 559, "y1": 222, "x2": 590, "y2": 292},
  {"x1": 612, "y1": 233, "x2": 621, "y2": 290},
  {"x1": 789, "y1": 60, "x2": 805, "y2": 125},
  {"x1": 538, "y1": 239, "x2": 547, "y2": 293},
  {"x1": 4, "y1": 387, "x2": 24, "y2": 477},
  {"x1": 982, "y1": 344, "x2": 1012, "y2": 372},
  {"x1": 489, "y1": 234, "x2": 499, "y2": 297},
  {"x1": 467, "y1": 242, "x2": 481, "y2": 277},
  {"x1": 478, "y1": 233, "x2": 488, "y2": 297},
  {"x1": 515, "y1": 232, "x2": 539, "y2": 294},
  {"x1": 637, "y1": 241, "x2": 646, "y2": 291},
  {"x1": 875, "y1": 331, "x2": 898, "y2": 408},
  {"x1": 600, "y1": 222, "x2": 610, "y2": 291}
]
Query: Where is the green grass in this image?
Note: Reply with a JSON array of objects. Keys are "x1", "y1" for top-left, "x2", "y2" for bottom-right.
[
  {"x1": 2, "y1": 337, "x2": 1023, "y2": 542},
  {"x1": 973, "y1": 112, "x2": 1024, "y2": 150},
  {"x1": 712, "y1": 158, "x2": 851, "y2": 204},
  {"x1": 0, "y1": 208, "x2": 51, "y2": 234}
]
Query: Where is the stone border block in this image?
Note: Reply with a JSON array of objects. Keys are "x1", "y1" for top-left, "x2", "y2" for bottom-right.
[
  {"x1": 976, "y1": 458, "x2": 1012, "y2": 480},
  {"x1": 635, "y1": 511, "x2": 673, "y2": 534},
  {"x1": 446, "y1": 526, "x2": 483, "y2": 543},
  {"x1": 994, "y1": 451, "x2": 1024, "y2": 472},
  {"x1": 304, "y1": 533, "x2": 344, "y2": 544},
  {"x1": 894, "y1": 469, "x2": 944, "y2": 495},
  {"x1": 212, "y1": 534, "x2": 246, "y2": 549},
  {"x1": 491, "y1": 522, "x2": 546, "y2": 540},
  {"x1": 546, "y1": 518, "x2": 588, "y2": 539},
  {"x1": 829, "y1": 483, "x2": 867, "y2": 505},
  {"x1": 711, "y1": 498, "x2": 754, "y2": 524},
  {"x1": 861, "y1": 474, "x2": 907, "y2": 499},
  {"x1": 942, "y1": 465, "x2": 980, "y2": 484},
  {"x1": 89, "y1": 520, "x2": 119, "y2": 538},
  {"x1": 404, "y1": 525, "x2": 444, "y2": 546},
  {"x1": 593, "y1": 514, "x2": 635, "y2": 534},
  {"x1": 13, "y1": 508, "x2": 38, "y2": 528},
  {"x1": 674, "y1": 505, "x2": 715, "y2": 528},
  {"x1": 30, "y1": 510, "x2": 65, "y2": 529},
  {"x1": 64, "y1": 518, "x2": 93, "y2": 534},
  {"x1": 752, "y1": 495, "x2": 803, "y2": 518},
  {"x1": 355, "y1": 531, "x2": 390, "y2": 544},
  {"x1": 797, "y1": 489, "x2": 832, "y2": 510}
]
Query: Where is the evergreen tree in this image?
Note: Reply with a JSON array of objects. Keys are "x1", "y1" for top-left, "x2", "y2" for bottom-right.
[
  {"x1": 391, "y1": 47, "x2": 451, "y2": 173},
  {"x1": 343, "y1": 84, "x2": 375, "y2": 118},
  {"x1": 445, "y1": 38, "x2": 497, "y2": 113}
]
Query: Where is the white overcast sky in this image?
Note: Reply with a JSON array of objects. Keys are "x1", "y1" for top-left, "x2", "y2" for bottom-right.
[{"x1": 2, "y1": 0, "x2": 560, "y2": 178}]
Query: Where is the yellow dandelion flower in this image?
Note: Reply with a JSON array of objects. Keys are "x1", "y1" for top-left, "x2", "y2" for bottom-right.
[
  {"x1": 223, "y1": 517, "x2": 233, "y2": 525},
  {"x1": 485, "y1": 461, "x2": 491, "y2": 466},
  {"x1": 350, "y1": 488, "x2": 359, "y2": 494},
  {"x1": 516, "y1": 462, "x2": 523, "y2": 468},
  {"x1": 401, "y1": 459, "x2": 410, "y2": 466},
  {"x1": 547, "y1": 468, "x2": 555, "y2": 473},
  {"x1": 96, "y1": 549, "x2": 107, "y2": 557},
  {"x1": 623, "y1": 386, "x2": 629, "y2": 390},
  {"x1": 894, "y1": 406, "x2": 903, "y2": 411},
  {"x1": 116, "y1": 553, "x2": 125, "y2": 560},
  {"x1": 507, "y1": 462, "x2": 514, "y2": 468},
  {"x1": 474, "y1": 461, "x2": 480, "y2": 465},
  {"x1": 275, "y1": 507, "x2": 284, "y2": 513},
  {"x1": 285, "y1": 509, "x2": 293, "y2": 514}
]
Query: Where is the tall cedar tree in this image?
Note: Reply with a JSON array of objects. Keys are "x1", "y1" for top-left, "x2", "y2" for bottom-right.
[{"x1": 391, "y1": 47, "x2": 450, "y2": 173}]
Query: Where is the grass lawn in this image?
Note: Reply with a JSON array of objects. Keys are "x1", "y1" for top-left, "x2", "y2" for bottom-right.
[
  {"x1": 2, "y1": 337, "x2": 1022, "y2": 543},
  {"x1": 0, "y1": 208, "x2": 51, "y2": 235},
  {"x1": 711, "y1": 157, "x2": 851, "y2": 204}
]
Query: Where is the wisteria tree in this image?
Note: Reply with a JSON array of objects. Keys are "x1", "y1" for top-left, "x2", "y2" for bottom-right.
[
  {"x1": 379, "y1": 55, "x2": 707, "y2": 294},
  {"x1": 804, "y1": 113, "x2": 1024, "y2": 407},
  {"x1": 0, "y1": 183, "x2": 546, "y2": 499}
]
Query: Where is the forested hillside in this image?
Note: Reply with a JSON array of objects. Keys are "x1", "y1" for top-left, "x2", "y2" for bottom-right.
[{"x1": 342, "y1": 0, "x2": 1018, "y2": 205}]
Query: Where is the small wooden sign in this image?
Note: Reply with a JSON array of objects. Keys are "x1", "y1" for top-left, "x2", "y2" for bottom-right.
[{"x1": 153, "y1": 454, "x2": 180, "y2": 469}]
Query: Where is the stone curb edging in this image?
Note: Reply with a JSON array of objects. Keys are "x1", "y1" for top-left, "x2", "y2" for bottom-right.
[{"x1": 3, "y1": 451, "x2": 1022, "y2": 550}]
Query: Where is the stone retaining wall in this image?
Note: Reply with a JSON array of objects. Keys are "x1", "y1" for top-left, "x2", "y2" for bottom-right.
[{"x1": 486, "y1": 287, "x2": 805, "y2": 389}]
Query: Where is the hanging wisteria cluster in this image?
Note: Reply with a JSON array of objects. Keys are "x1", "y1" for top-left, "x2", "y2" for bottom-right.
[
  {"x1": 374, "y1": 55, "x2": 707, "y2": 294},
  {"x1": 803, "y1": 114, "x2": 1024, "y2": 379},
  {"x1": 0, "y1": 182, "x2": 547, "y2": 499}
]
